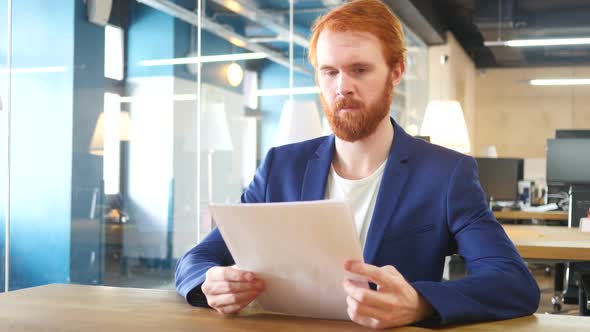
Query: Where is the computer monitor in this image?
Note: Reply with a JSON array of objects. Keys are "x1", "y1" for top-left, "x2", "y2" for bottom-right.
[
  {"x1": 555, "y1": 129, "x2": 590, "y2": 139},
  {"x1": 475, "y1": 157, "x2": 524, "y2": 202},
  {"x1": 546, "y1": 139, "x2": 590, "y2": 185}
]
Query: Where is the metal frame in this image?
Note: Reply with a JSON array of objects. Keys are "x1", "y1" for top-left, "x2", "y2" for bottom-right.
[
  {"x1": 196, "y1": 0, "x2": 202, "y2": 242},
  {"x1": 137, "y1": 0, "x2": 311, "y2": 75},
  {"x1": 4, "y1": 0, "x2": 13, "y2": 292}
]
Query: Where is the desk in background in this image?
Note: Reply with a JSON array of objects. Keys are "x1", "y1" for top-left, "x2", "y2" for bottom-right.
[
  {"x1": 503, "y1": 225, "x2": 590, "y2": 314},
  {"x1": 502, "y1": 225, "x2": 590, "y2": 261},
  {"x1": 0, "y1": 284, "x2": 588, "y2": 331},
  {"x1": 494, "y1": 210, "x2": 568, "y2": 222}
]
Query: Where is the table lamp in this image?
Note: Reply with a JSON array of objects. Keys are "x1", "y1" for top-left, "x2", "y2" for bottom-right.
[
  {"x1": 420, "y1": 100, "x2": 471, "y2": 154},
  {"x1": 275, "y1": 99, "x2": 322, "y2": 146},
  {"x1": 89, "y1": 111, "x2": 131, "y2": 156}
]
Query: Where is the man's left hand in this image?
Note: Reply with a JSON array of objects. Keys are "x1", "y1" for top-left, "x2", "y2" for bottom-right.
[{"x1": 342, "y1": 260, "x2": 434, "y2": 329}]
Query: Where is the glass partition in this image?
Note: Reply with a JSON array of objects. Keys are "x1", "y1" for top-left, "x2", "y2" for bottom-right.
[
  {"x1": 4, "y1": 0, "x2": 428, "y2": 291},
  {"x1": 395, "y1": 26, "x2": 429, "y2": 135},
  {"x1": 3, "y1": 0, "x2": 202, "y2": 290}
]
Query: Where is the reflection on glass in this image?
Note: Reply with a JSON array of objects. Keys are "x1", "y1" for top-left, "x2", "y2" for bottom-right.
[
  {"x1": 104, "y1": 25, "x2": 124, "y2": 81},
  {"x1": 394, "y1": 26, "x2": 429, "y2": 135},
  {"x1": 276, "y1": 99, "x2": 322, "y2": 146}
]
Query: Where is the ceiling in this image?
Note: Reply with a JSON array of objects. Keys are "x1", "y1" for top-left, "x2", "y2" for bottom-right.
[
  {"x1": 124, "y1": 0, "x2": 590, "y2": 69},
  {"x1": 434, "y1": 0, "x2": 590, "y2": 68},
  {"x1": 212, "y1": 0, "x2": 590, "y2": 69}
]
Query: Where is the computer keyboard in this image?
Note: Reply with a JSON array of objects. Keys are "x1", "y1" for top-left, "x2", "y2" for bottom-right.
[{"x1": 520, "y1": 203, "x2": 559, "y2": 212}]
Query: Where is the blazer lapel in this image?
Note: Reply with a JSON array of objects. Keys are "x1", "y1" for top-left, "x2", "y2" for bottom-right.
[
  {"x1": 363, "y1": 120, "x2": 413, "y2": 265},
  {"x1": 300, "y1": 135, "x2": 335, "y2": 201}
]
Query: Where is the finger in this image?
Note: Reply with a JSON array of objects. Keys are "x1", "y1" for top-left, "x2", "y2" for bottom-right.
[
  {"x1": 342, "y1": 279, "x2": 393, "y2": 309},
  {"x1": 206, "y1": 266, "x2": 256, "y2": 282},
  {"x1": 378, "y1": 265, "x2": 405, "y2": 291},
  {"x1": 347, "y1": 279, "x2": 370, "y2": 289},
  {"x1": 215, "y1": 302, "x2": 248, "y2": 315},
  {"x1": 216, "y1": 292, "x2": 260, "y2": 314},
  {"x1": 344, "y1": 261, "x2": 390, "y2": 287},
  {"x1": 204, "y1": 279, "x2": 265, "y2": 296},
  {"x1": 347, "y1": 305, "x2": 381, "y2": 329},
  {"x1": 380, "y1": 265, "x2": 401, "y2": 276},
  {"x1": 344, "y1": 261, "x2": 401, "y2": 290},
  {"x1": 207, "y1": 290, "x2": 260, "y2": 308},
  {"x1": 346, "y1": 296, "x2": 391, "y2": 322}
]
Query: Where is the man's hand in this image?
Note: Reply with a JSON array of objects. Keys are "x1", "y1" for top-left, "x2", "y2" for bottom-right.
[
  {"x1": 342, "y1": 260, "x2": 434, "y2": 329},
  {"x1": 201, "y1": 266, "x2": 265, "y2": 315}
]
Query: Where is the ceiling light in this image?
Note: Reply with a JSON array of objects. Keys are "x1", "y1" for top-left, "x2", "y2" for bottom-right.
[
  {"x1": 321, "y1": 0, "x2": 344, "y2": 6},
  {"x1": 529, "y1": 79, "x2": 590, "y2": 86},
  {"x1": 0, "y1": 66, "x2": 67, "y2": 74},
  {"x1": 139, "y1": 52, "x2": 267, "y2": 66},
  {"x1": 256, "y1": 86, "x2": 320, "y2": 97},
  {"x1": 485, "y1": 37, "x2": 590, "y2": 47},
  {"x1": 118, "y1": 94, "x2": 198, "y2": 103},
  {"x1": 229, "y1": 37, "x2": 246, "y2": 48},
  {"x1": 226, "y1": 62, "x2": 244, "y2": 87},
  {"x1": 223, "y1": 0, "x2": 243, "y2": 13}
]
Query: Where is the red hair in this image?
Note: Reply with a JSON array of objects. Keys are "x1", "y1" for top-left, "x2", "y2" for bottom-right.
[{"x1": 308, "y1": 0, "x2": 406, "y2": 69}]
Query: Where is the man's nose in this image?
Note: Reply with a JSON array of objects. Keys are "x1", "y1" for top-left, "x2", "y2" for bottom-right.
[{"x1": 336, "y1": 73, "x2": 353, "y2": 97}]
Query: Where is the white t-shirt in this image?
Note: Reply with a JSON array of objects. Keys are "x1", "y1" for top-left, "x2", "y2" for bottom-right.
[{"x1": 324, "y1": 160, "x2": 387, "y2": 250}]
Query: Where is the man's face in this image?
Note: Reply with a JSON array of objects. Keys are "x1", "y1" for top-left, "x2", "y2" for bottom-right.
[{"x1": 316, "y1": 30, "x2": 403, "y2": 142}]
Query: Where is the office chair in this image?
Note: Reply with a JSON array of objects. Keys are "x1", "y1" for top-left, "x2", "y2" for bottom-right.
[
  {"x1": 552, "y1": 186, "x2": 590, "y2": 316},
  {"x1": 580, "y1": 274, "x2": 590, "y2": 315}
]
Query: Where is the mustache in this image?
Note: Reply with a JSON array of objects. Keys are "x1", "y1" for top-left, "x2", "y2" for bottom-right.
[{"x1": 333, "y1": 97, "x2": 363, "y2": 110}]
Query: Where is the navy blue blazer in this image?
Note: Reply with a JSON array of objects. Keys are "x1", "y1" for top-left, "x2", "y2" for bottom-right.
[{"x1": 175, "y1": 119, "x2": 540, "y2": 325}]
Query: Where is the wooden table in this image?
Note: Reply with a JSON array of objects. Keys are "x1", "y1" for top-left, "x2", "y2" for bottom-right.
[
  {"x1": 0, "y1": 284, "x2": 588, "y2": 331},
  {"x1": 494, "y1": 210, "x2": 568, "y2": 221},
  {"x1": 503, "y1": 225, "x2": 590, "y2": 261}
]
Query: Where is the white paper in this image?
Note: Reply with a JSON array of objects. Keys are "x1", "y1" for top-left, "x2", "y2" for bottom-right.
[{"x1": 209, "y1": 200, "x2": 365, "y2": 320}]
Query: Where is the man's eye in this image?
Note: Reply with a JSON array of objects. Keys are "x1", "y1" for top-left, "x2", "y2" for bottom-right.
[
  {"x1": 324, "y1": 71, "x2": 338, "y2": 76},
  {"x1": 353, "y1": 68, "x2": 366, "y2": 74}
]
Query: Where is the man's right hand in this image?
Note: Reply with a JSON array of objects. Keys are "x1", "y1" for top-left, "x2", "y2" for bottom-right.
[{"x1": 201, "y1": 266, "x2": 266, "y2": 315}]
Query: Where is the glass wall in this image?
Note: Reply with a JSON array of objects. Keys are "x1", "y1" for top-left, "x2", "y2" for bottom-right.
[
  {"x1": 0, "y1": 0, "x2": 8, "y2": 293},
  {"x1": 1, "y1": 0, "x2": 428, "y2": 292},
  {"x1": 395, "y1": 27, "x2": 429, "y2": 136}
]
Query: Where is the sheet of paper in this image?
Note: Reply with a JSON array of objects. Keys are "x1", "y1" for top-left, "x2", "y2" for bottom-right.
[{"x1": 209, "y1": 200, "x2": 365, "y2": 320}]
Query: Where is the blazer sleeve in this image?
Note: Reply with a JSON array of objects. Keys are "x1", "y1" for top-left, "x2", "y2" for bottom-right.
[
  {"x1": 174, "y1": 148, "x2": 275, "y2": 306},
  {"x1": 411, "y1": 156, "x2": 540, "y2": 325}
]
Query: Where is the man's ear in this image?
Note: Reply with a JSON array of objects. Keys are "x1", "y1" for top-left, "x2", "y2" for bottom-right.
[{"x1": 391, "y1": 62, "x2": 405, "y2": 86}]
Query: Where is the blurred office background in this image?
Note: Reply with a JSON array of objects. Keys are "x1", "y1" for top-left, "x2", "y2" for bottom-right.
[{"x1": 0, "y1": 0, "x2": 589, "y2": 313}]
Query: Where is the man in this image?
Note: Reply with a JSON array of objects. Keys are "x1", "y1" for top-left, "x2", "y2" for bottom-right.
[{"x1": 175, "y1": 0, "x2": 540, "y2": 329}]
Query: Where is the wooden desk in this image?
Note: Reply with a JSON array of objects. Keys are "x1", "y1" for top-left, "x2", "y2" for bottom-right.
[
  {"x1": 0, "y1": 284, "x2": 587, "y2": 331},
  {"x1": 503, "y1": 225, "x2": 590, "y2": 261},
  {"x1": 494, "y1": 210, "x2": 568, "y2": 221}
]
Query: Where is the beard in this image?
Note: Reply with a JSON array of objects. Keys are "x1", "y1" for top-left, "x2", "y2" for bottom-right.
[{"x1": 320, "y1": 76, "x2": 394, "y2": 142}]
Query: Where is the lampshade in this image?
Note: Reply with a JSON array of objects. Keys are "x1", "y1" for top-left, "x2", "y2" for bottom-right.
[
  {"x1": 275, "y1": 99, "x2": 322, "y2": 146},
  {"x1": 420, "y1": 100, "x2": 471, "y2": 153},
  {"x1": 480, "y1": 145, "x2": 498, "y2": 158},
  {"x1": 201, "y1": 103, "x2": 233, "y2": 152},
  {"x1": 89, "y1": 111, "x2": 132, "y2": 156}
]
